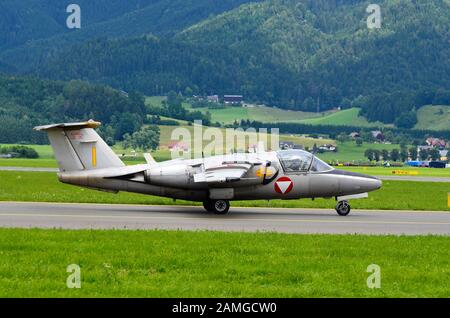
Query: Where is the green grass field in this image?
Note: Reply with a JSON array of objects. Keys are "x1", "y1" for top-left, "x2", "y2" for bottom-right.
[
  {"x1": 299, "y1": 108, "x2": 387, "y2": 127},
  {"x1": 0, "y1": 228, "x2": 448, "y2": 297},
  {"x1": 317, "y1": 141, "x2": 406, "y2": 162},
  {"x1": 183, "y1": 103, "x2": 384, "y2": 128},
  {"x1": 0, "y1": 171, "x2": 449, "y2": 211},
  {"x1": 150, "y1": 96, "x2": 326, "y2": 125},
  {"x1": 186, "y1": 104, "x2": 325, "y2": 125},
  {"x1": 0, "y1": 143, "x2": 55, "y2": 158},
  {"x1": 415, "y1": 105, "x2": 450, "y2": 130}
]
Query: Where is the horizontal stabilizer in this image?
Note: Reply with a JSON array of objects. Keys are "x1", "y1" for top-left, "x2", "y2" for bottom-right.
[{"x1": 34, "y1": 120, "x2": 101, "y2": 131}]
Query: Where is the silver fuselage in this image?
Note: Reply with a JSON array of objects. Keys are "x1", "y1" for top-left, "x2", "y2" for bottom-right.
[{"x1": 58, "y1": 151, "x2": 382, "y2": 202}]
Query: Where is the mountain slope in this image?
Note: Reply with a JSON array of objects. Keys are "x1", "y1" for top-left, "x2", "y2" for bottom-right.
[
  {"x1": 0, "y1": 0, "x2": 258, "y2": 65},
  {"x1": 2, "y1": 0, "x2": 450, "y2": 125}
]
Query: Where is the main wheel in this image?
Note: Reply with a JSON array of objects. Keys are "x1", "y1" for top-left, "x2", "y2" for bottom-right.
[
  {"x1": 335, "y1": 201, "x2": 351, "y2": 216},
  {"x1": 203, "y1": 200, "x2": 214, "y2": 212},
  {"x1": 203, "y1": 199, "x2": 230, "y2": 214}
]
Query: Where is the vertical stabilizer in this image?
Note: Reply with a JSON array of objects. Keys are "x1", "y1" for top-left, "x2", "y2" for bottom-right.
[{"x1": 34, "y1": 120, "x2": 125, "y2": 172}]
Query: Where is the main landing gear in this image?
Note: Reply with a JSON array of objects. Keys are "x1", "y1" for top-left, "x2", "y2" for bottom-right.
[
  {"x1": 335, "y1": 200, "x2": 351, "y2": 216},
  {"x1": 203, "y1": 199, "x2": 230, "y2": 214}
]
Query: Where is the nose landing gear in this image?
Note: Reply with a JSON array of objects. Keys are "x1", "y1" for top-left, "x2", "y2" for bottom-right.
[{"x1": 335, "y1": 200, "x2": 351, "y2": 216}]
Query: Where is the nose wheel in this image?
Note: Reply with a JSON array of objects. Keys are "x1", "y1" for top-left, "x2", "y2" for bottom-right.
[
  {"x1": 203, "y1": 199, "x2": 230, "y2": 214},
  {"x1": 335, "y1": 200, "x2": 351, "y2": 216}
]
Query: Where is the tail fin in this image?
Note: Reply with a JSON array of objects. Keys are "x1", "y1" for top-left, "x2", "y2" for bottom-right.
[{"x1": 34, "y1": 120, "x2": 125, "y2": 172}]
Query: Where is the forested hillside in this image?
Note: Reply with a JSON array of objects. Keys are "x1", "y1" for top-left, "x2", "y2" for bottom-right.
[
  {"x1": 0, "y1": 0, "x2": 257, "y2": 70},
  {"x1": 0, "y1": 75, "x2": 148, "y2": 144},
  {"x1": 0, "y1": 0, "x2": 449, "y2": 126}
]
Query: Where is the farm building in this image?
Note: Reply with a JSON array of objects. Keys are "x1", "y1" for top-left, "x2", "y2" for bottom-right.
[{"x1": 223, "y1": 95, "x2": 243, "y2": 105}]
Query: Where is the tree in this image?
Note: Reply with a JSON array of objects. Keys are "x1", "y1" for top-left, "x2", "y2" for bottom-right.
[
  {"x1": 355, "y1": 138, "x2": 363, "y2": 147},
  {"x1": 98, "y1": 124, "x2": 116, "y2": 146},
  {"x1": 429, "y1": 148, "x2": 440, "y2": 161},
  {"x1": 400, "y1": 147, "x2": 408, "y2": 162},
  {"x1": 373, "y1": 150, "x2": 381, "y2": 162},
  {"x1": 336, "y1": 133, "x2": 350, "y2": 143},
  {"x1": 340, "y1": 98, "x2": 352, "y2": 109},
  {"x1": 113, "y1": 112, "x2": 143, "y2": 140},
  {"x1": 395, "y1": 111, "x2": 417, "y2": 129},
  {"x1": 409, "y1": 147, "x2": 418, "y2": 161},
  {"x1": 419, "y1": 149, "x2": 429, "y2": 161},
  {"x1": 364, "y1": 149, "x2": 374, "y2": 161},
  {"x1": 123, "y1": 125, "x2": 160, "y2": 151},
  {"x1": 432, "y1": 89, "x2": 450, "y2": 105},
  {"x1": 0, "y1": 145, "x2": 39, "y2": 158},
  {"x1": 184, "y1": 86, "x2": 193, "y2": 96},
  {"x1": 303, "y1": 97, "x2": 315, "y2": 112},
  {"x1": 390, "y1": 149, "x2": 400, "y2": 162},
  {"x1": 127, "y1": 91, "x2": 146, "y2": 116},
  {"x1": 381, "y1": 149, "x2": 390, "y2": 161},
  {"x1": 166, "y1": 91, "x2": 185, "y2": 118}
]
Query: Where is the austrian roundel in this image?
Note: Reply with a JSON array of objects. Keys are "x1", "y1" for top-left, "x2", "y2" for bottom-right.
[{"x1": 274, "y1": 176, "x2": 294, "y2": 194}]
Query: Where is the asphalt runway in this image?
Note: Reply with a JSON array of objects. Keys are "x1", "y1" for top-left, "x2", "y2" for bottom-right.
[
  {"x1": 1, "y1": 166, "x2": 450, "y2": 182},
  {"x1": 0, "y1": 202, "x2": 449, "y2": 235}
]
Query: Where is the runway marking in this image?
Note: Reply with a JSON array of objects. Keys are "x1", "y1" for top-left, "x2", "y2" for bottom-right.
[
  {"x1": 0, "y1": 212, "x2": 449, "y2": 226},
  {"x1": 1, "y1": 201, "x2": 450, "y2": 214}
]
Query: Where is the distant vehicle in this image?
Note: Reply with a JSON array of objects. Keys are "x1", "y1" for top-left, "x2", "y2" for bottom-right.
[
  {"x1": 429, "y1": 161, "x2": 446, "y2": 169},
  {"x1": 406, "y1": 160, "x2": 428, "y2": 167},
  {"x1": 35, "y1": 121, "x2": 382, "y2": 216}
]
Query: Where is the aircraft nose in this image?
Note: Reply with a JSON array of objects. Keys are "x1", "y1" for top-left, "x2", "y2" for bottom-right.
[
  {"x1": 366, "y1": 177, "x2": 382, "y2": 191},
  {"x1": 331, "y1": 170, "x2": 382, "y2": 194}
]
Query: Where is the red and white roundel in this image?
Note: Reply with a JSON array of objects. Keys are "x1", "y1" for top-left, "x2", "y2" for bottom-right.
[{"x1": 274, "y1": 176, "x2": 293, "y2": 194}]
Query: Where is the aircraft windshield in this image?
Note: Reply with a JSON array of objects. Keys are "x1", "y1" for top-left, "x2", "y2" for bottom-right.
[
  {"x1": 277, "y1": 150, "x2": 313, "y2": 172},
  {"x1": 277, "y1": 150, "x2": 333, "y2": 173},
  {"x1": 310, "y1": 156, "x2": 333, "y2": 172}
]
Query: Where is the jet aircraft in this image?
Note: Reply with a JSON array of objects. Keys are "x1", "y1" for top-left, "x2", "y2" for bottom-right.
[{"x1": 35, "y1": 120, "x2": 382, "y2": 216}]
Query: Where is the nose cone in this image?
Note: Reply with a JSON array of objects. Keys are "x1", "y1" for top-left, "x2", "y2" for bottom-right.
[
  {"x1": 327, "y1": 170, "x2": 382, "y2": 194},
  {"x1": 363, "y1": 176, "x2": 382, "y2": 192}
]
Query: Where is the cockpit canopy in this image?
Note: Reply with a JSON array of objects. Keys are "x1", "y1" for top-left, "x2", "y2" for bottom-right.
[{"x1": 276, "y1": 150, "x2": 333, "y2": 173}]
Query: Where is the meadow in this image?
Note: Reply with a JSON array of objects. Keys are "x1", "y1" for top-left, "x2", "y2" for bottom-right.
[
  {"x1": 414, "y1": 105, "x2": 450, "y2": 131},
  {"x1": 317, "y1": 141, "x2": 407, "y2": 162},
  {"x1": 299, "y1": 108, "x2": 386, "y2": 127},
  {"x1": 147, "y1": 96, "x2": 326, "y2": 125},
  {"x1": 152, "y1": 94, "x2": 383, "y2": 128},
  {"x1": 187, "y1": 104, "x2": 326, "y2": 125},
  {"x1": 0, "y1": 171, "x2": 449, "y2": 211},
  {"x1": 0, "y1": 228, "x2": 448, "y2": 297}
]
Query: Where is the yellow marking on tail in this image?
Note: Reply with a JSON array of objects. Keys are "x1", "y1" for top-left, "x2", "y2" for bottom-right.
[{"x1": 92, "y1": 146, "x2": 97, "y2": 167}]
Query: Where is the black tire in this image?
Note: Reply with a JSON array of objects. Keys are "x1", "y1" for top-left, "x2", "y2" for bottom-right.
[
  {"x1": 335, "y1": 201, "x2": 351, "y2": 216},
  {"x1": 208, "y1": 199, "x2": 230, "y2": 214},
  {"x1": 203, "y1": 201, "x2": 214, "y2": 212}
]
